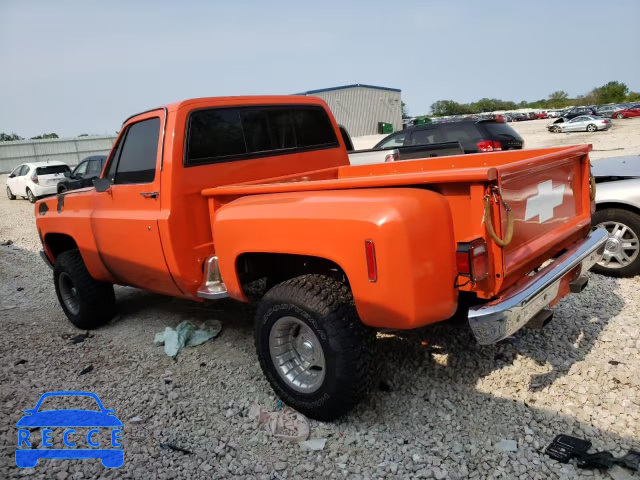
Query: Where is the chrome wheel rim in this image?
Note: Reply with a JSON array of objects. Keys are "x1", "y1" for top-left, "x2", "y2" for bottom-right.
[
  {"x1": 597, "y1": 221, "x2": 639, "y2": 269},
  {"x1": 6, "y1": 187, "x2": 11, "y2": 198},
  {"x1": 58, "y1": 272, "x2": 80, "y2": 315},
  {"x1": 269, "y1": 316, "x2": 326, "y2": 393},
  {"x1": 587, "y1": 125, "x2": 596, "y2": 132}
]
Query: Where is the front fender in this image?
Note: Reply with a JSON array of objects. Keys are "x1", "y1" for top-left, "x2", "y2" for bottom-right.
[{"x1": 213, "y1": 188, "x2": 457, "y2": 329}]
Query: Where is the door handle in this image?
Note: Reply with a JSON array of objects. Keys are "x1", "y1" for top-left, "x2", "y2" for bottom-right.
[{"x1": 140, "y1": 191, "x2": 159, "y2": 199}]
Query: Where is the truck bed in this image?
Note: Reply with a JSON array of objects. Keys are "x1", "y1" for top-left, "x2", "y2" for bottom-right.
[{"x1": 203, "y1": 145, "x2": 593, "y2": 298}]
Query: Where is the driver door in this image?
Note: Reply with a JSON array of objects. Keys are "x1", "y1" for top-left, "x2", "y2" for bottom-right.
[
  {"x1": 90, "y1": 111, "x2": 180, "y2": 296},
  {"x1": 566, "y1": 117, "x2": 583, "y2": 132}
]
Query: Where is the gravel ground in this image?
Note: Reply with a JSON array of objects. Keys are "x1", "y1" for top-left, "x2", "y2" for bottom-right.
[{"x1": 0, "y1": 175, "x2": 639, "y2": 480}]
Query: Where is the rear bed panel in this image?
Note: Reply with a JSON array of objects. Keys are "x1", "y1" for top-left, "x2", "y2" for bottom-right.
[{"x1": 498, "y1": 152, "x2": 591, "y2": 278}]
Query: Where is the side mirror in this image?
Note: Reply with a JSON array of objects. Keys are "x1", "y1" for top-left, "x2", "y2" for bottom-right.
[{"x1": 93, "y1": 177, "x2": 111, "y2": 193}]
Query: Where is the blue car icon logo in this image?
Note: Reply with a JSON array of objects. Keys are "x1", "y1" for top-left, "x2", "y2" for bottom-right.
[{"x1": 15, "y1": 391, "x2": 123, "y2": 468}]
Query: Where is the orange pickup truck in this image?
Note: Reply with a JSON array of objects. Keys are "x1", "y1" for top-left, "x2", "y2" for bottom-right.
[{"x1": 35, "y1": 96, "x2": 607, "y2": 419}]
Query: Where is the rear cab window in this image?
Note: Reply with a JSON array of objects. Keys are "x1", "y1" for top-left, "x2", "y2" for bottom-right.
[{"x1": 185, "y1": 105, "x2": 339, "y2": 165}]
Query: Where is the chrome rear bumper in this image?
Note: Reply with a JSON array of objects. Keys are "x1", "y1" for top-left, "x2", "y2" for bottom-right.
[{"x1": 468, "y1": 228, "x2": 608, "y2": 345}]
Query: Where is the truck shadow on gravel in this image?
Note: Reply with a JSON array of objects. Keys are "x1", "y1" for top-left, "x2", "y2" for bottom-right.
[{"x1": 378, "y1": 272, "x2": 625, "y2": 393}]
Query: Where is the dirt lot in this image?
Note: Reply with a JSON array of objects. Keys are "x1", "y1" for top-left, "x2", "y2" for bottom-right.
[
  {"x1": 1, "y1": 134, "x2": 639, "y2": 479},
  {"x1": 353, "y1": 117, "x2": 640, "y2": 161}
]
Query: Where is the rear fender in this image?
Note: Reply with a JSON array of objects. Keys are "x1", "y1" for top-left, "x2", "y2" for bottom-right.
[{"x1": 213, "y1": 188, "x2": 458, "y2": 329}]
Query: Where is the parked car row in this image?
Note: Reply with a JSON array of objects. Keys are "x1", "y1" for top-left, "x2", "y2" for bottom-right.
[{"x1": 5, "y1": 155, "x2": 107, "y2": 202}]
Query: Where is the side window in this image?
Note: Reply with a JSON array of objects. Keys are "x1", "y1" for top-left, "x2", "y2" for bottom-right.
[
  {"x1": 20, "y1": 165, "x2": 30, "y2": 176},
  {"x1": 74, "y1": 161, "x2": 88, "y2": 177},
  {"x1": 379, "y1": 132, "x2": 407, "y2": 148},
  {"x1": 408, "y1": 129, "x2": 440, "y2": 146},
  {"x1": 86, "y1": 159, "x2": 102, "y2": 176},
  {"x1": 10, "y1": 166, "x2": 22, "y2": 176},
  {"x1": 105, "y1": 138, "x2": 124, "y2": 183},
  {"x1": 113, "y1": 117, "x2": 160, "y2": 185},
  {"x1": 439, "y1": 123, "x2": 482, "y2": 143}
]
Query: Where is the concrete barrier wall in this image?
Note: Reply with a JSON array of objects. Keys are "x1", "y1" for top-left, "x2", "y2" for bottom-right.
[{"x1": 0, "y1": 136, "x2": 117, "y2": 173}]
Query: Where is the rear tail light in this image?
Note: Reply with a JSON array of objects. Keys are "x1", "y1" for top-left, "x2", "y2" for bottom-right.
[
  {"x1": 364, "y1": 240, "x2": 377, "y2": 282},
  {"x1": 476, "y1": 140, "x2": 502, "y2": 152},
  {"x1": 456, "y1": 238, "x2": 489, "y2": 282},
  {"x1": 31, "y1": 173, "x2": 39, "y2": 184},
  {"x1": 384, "y1": 152, "x2": 398, "y2": 163},
  {"x1": 602, "y1": 120, "x2": 609, "y2": 124}
]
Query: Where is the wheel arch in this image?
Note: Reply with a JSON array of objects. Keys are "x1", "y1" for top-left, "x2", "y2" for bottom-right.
[
  {"x1": 235, "y1": 252, "x2": 349, "y2": 295},
  {"x1": 595, "y1": 202, "x2": 640, "y2": 218},
  {"x1": 44, "y1": 232, "x2": 79, "y2": 259}
]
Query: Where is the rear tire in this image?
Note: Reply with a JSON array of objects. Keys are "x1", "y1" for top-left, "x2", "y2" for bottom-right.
[
  {"x1": 26, "y1": 188, "x2": 36, "y2": 203},
  {"x1": 586, "y1": 124, "x2": 597, "y2": 132},
  {"x1": 6, "y1": 186, "x2": 16, "y2": 200},
  {"x1": 592, "y1": 208, "x2": 640, "y2": 278},
  {"x1": 255, "y1": 274, "x2": 377, "y2": 420},
  {"x1": 54, "y1": 249, "x2": 116, "y2": 329},
  {"x1": 57, "y1": 184, "x2": 68, "y2": 194}
]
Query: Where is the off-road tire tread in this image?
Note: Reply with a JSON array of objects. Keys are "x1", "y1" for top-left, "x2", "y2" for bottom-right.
[
  {"x1": 54, "y1": 249, "x2": 116, "y2": 329},
  {"x1": 255, "y1": 274, "x2": 376, "y2": 420}
]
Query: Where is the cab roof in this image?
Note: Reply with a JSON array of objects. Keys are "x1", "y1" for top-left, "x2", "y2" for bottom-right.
[{"x1": 123, "y1": 95, "x2": 329, "y2": 124}]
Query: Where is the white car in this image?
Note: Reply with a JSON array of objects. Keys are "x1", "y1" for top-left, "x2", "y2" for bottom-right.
[{"x1": 6, "y1": 161, "x2": 71, "y2": 203}]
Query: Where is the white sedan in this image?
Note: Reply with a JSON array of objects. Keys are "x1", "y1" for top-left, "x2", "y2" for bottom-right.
[
  {"x1": 6, "y1": 161, "x2": 71, "y2": 203},
  {"x1": 547, "y1": 115, "x2": 612, "y2": 133}
]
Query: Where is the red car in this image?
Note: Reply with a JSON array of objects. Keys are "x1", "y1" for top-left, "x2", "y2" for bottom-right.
[
  {"x1": 614, "y1": 105, "x2": 640, "y2": 119},
  {"x1": 535, "y1": 112, "x2": 548, "y2": 119}
]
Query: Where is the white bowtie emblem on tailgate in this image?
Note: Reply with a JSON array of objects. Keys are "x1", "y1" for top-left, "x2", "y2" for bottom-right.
[{"x1": 524, "y1": 180, "x2": 565, "y2": 223}]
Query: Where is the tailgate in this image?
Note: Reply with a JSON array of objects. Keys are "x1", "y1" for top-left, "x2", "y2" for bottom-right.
[
  {"x1": 496, "y1": 150, "x2": 592, "y2": 280},
  {"x1": 38, "y1": 173, "x2": 67, "y2": 186}
]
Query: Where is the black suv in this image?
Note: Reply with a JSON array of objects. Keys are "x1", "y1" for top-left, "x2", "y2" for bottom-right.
[
  {"x1": 56, "y1": 155, "x2": 107, "y2": 193},
  {"x1": 561, "y1": 107, "x2": 596, "y2": 120},
  {"x1": 374, "y1": 119, "x2": 524, "y2": 154}
]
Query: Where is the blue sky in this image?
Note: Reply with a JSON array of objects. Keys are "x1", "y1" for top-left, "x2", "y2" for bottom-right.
[{"x1": 1, "y1": 0, "x2": 639, "y2": 137}]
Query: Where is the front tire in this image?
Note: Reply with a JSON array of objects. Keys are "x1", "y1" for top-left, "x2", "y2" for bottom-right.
[
  {"x1": 6, "y1": 186, "x2": 16, "y2": 200},
  {"x1": 551, "y1": 126, "x2": 561, "y2": 133},
  {"x1": 586, "y1": 124, "x2": 597, "y2": 132},
  {"x1": 54, "y1": 249, "x2": 116, "y2": 328},
  {"x1": 592, "y1": 208, "x2": 640, "y2": 277},
  {"x1": 26, "y1": 188, "x2": 36, "y2": 203},
  {"x1": 616, "y1": 113, "x2": 624, "y2": 119},
  {"x1": 255, "y1": 274, "x2": 376, "y2": 420}
]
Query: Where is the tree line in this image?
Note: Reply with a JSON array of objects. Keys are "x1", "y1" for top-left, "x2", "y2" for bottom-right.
[
  {"x1": 0, "y1": 133, "x2": 96, "y2": 142},
  {"x1": 427, "y1": 81, "x2": 640, "y2": 117}
]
